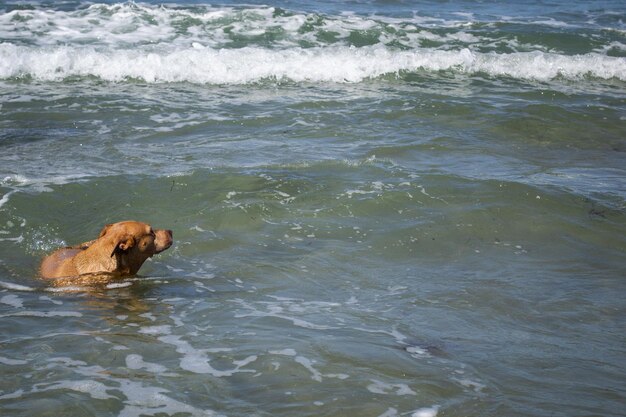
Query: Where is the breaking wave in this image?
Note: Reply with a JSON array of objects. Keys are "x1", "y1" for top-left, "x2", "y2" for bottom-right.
[
  {"x1": 1, "y1": 43, "x2": 624, "y2": 84},
  {"x1": 1, "y1": 2, "x2": 624, "y2": 84}
]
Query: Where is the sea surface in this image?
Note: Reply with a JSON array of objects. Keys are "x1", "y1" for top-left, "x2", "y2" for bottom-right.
[{"x1": 1, "y1": 1, "x2": 625, "y2": 416}]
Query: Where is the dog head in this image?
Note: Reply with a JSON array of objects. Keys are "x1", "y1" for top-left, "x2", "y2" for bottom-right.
[{"x1": 99, "y1": 221, "x2": 173, "y2": 275}]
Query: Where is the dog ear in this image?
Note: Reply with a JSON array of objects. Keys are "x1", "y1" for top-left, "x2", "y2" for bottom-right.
[
  {"x1": 110, "y1": 236, "x2": 135, "y2": 258},
  {"x1": 99, "y1": 223, "x2": 114, "y2": 238}
]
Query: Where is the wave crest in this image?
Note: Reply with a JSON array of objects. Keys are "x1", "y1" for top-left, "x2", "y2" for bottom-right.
[{"x1": 1, "y1": 43, "x2": 624, "y2": 84}]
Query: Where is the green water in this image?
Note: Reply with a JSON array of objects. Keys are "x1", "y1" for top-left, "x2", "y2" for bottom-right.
[
  {"x1": 1, "y1": 1, "x2": 626, "y2": 416},
  {"x1": 2, "y1": 80, "x2": 625, "y2": 417}
]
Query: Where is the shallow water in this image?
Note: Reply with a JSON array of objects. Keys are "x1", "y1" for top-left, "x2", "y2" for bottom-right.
[{"x1": 1, "y1": 1, "x2": 625, "y2": 416}]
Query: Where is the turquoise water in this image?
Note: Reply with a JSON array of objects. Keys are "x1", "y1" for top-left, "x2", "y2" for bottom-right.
[{"x1": 1, "y1": 1, "x2": 625, "y2": 416}]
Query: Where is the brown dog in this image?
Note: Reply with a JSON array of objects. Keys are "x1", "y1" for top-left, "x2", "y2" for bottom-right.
[{"x1": 40, "y1": 221, "x2": 173, "y2": 281}]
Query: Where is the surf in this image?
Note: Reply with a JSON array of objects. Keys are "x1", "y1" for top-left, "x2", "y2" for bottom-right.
[{"x1": 1, "y1": 43, "x2": 624, "y2": 83}]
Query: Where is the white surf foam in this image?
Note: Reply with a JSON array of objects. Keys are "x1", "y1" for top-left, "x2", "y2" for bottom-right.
[
  {"x1": 158, "y1": 334, "x2": 257, "y2": 377},
  {"x1": 0, "y1": 190, "x2": 17, "y2": 209},
  {"x1": 377, "y1": 406, "x2": 440, "y2": 417},
  {"x1": 293, "y1": 355, "x2": 349, "y2": 382},
  {"x1": 1, "y1": 2, "x2": 623, "y2": 84},
  {"x1": 106, "y1": 281, "x2": 133, "y2": 289},
  {"x1": 412, "y1": 406, "x2": 440, "y2": 417},
  {"x1": 367, "y1": 379, "x2": 417, "y2": 396},
  {"x1": 125, "y1": 354, "x2": 168, "y2": 374},
  {"x1": 0, "y1": 294, "x2": 24, "y2": 308},
  {"x1": 138, "y1": 325, "x2": 172, "y2": 335},
  {"x1": 0, "y1": 356, "x2": 28, "y2": 366},
  {"x1": 269, "y1": 348, "x2": 297, "y2": 356},
  {"x1": 116, "y1": 379, "x2": 220, "y2": 417},
  {"x1": 0, "y1": 4, "x2": 468, "y2": 49},
  {"x1": 0, "y1": 310, "x2": 82, "y2": 318},
  {"x1": 232, "y1": 298, "x2": 340, "y2": 330},
  {"x1": 1, "y1": 43, "x2": 624, "y2": 84},
  {"x1": 0, "y1": 354, "x2": 220, "y2": 417},
  {"x1": 0, "y1": 280, "x2": 35, "y2": 292}
]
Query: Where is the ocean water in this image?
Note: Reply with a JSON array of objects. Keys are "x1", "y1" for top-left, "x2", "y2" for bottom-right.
[{"x1": 0, "y1": 0, "x2": 625, "y2": 416}]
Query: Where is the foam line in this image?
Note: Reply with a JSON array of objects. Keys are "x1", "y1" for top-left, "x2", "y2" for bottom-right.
[{"x1": 1, "y1": 44, "x2": 624, "y2": 83}]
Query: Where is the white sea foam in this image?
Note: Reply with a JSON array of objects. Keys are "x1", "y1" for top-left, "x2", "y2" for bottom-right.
[
  {"x1": 406, "y1": 346, "x2": 431, "y2": 359},
  {"x1": 125, "y1": 354, "x2": 168, "y2": 374},
  {"x1": 0, "y1": 369, "x2": 114, "y2": 401},
  {"x1": 0, "y1": 310, "x2": 82, "y2": 318},
  {"x1": 412, "y1": 406, "x2": 440, "y2": 417},
  {"x1": 354, "y1": 325, "x2": 409, "y2": 345},
  {"x1": 0, "y1": 235, "x2": 24, "y2": 243},
  {"x1": 367, "y1": 379, "x2": 417, "y2": 396},
  {"x1": 0, "y1": 190, "x2": 17, "y2": 209},
  {"x1": 1, "y1": 354, "x2": 219, "y2": 417},
  {"x1": 138, "y1": 325, "x2": 172, "y2": 335},
  {"x1": 293, "y1": 355, "x2": 349, "y2": 382},
  {"x1": 158, "y1": 334, "x2": 256, "y2": 377},
  {"x1": 0, "y1": 356, "x2": 28, "y2": 366},
  {"x1": 106, "y1": 281, "x2": 133, "y2": 289},
  {"x1": 378, "y1": 408, "x2": 399, "y2": 417},
  {"x1": 40, "y1": 380, "x2": 114, "y2": 400},
  {"x1": 2, "y1": 2, "x2": 604, "y2": 53},
  {"x1": 0, "y1": 281, "x2": 34, "y2": 291},
  {"x1": 116, "y1": 379, "x2": 219, "y2": 417},
  {"x1": 294, "y1": 356, "x2": 324, "y2": 382},
  {"x1": 0, "y1": 174, "x2": 94, "y2": 201},
  {"x1": 454, "y1": 377, "x2": 486, "y2": 392},
  {"x1": 45, "y1": 286, "x2": 91, "y2": 293},
  {"x1": 269, "y1": 348, "x2": 348, "y2": 381},
  {"x1": 269, "y1": 348, "x2": 297, "y2": 356},
  {"x1": 39, "y1": 295, "x2": 64, "y2": 305},
  {"x1": 0, "y1": 294, "x2": 24, "y2": 308},
  {"x1": 139, "y1": 312, "x2": 157, "y2": 322},
  {"x1": 1, "y1": 43, "x2": 623, "y2": 84},
  {"x1": 232, "y1": 298, "x2": 339, "y2": 330}
]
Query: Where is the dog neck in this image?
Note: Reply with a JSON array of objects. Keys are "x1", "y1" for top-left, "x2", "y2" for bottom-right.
[
  {"x1": 72, "y1": 237, "x2": 121, "y2": 275},
  {"x1": 116, "y1": 252, "x2": 136, "y2": 275}
]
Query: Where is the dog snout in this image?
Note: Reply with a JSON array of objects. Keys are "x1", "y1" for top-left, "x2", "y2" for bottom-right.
[{"x1": 155, "y1": 229, "x2": 173, "y2": 253}]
